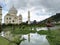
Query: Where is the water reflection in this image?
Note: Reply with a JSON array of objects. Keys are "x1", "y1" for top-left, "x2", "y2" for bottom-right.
[
  {"x1": 21, "y1": 33, "x2": 49, "y2": 45},
  {"x1": 36, "y1": 25, "x2": 60, "y2": 31},
  {"x1": 0, "y1": 31, "x2": 50, "y2": 45},
  {"x1": 28, "y1": 33, "x2": 30, "y2": 42},
  {"x1": 0, "y1": 31, "x2": 5, "y2": 37}
]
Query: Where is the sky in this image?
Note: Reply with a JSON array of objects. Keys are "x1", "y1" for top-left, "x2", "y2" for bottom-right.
[{"x1": 0, "y1": 0, "x2": 60, "y2": 23}]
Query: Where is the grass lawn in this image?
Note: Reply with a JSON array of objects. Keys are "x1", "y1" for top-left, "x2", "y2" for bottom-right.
[
  {"x1": 37, "y1": 30, "x2": 60, "y2": 45},
  {"x1": 0, "y1": 36, "x2": 9, "y2": 45},
  {"x1": 47, "y1": 30, "x2": 60, "y2": 45},
  {"x1": 0, "y1": 36, "x2": 16, "y2": 45}
]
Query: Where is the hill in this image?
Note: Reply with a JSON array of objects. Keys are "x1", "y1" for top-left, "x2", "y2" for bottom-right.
[
  {"x1": 37, "y1": 13, "x2": 60, "y2": 27},
  {"x1": 39, "y1": 13, "x2": 60, "y2": 24}
]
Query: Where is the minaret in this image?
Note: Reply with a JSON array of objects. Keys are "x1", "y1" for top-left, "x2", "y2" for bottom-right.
[
  {"x1": 0, "y1": 6, "x2": 2, "y2": 24},
  {"x1": 28, "y1": 11, "x2": 30, "y2": 24}
]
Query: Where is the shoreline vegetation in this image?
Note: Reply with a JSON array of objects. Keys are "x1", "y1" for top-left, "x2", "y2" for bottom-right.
[
  {"x1": 38, "y1": 30, "x2": 60, "y2": 45},
  {"x1": 0, "y1": 24, "x2": 60, "y2": 45}
]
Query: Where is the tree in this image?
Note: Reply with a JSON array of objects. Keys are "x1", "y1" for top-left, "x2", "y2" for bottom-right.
[
  {"x1": 0, "y1": 24, "x2": 2, "y2": 33},
  {"x1": 33, "y1": 20, "x2": 37, "y2": 24}
]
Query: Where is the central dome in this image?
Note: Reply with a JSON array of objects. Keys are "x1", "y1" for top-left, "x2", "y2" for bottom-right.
[{"x1": 8, "y1": 6, "x2": 17, "y2": 14}]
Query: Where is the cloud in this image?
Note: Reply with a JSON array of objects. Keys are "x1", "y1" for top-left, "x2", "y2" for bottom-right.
[
  {"x1": 0, "y1": 0, "x2": 60, "y2": 23},
  {"x1": 41, "y1": 0, "x2": 60, "y2": 13},
  {"x1": 1, "y1": 0, "x2": 60, "y2": 13}
]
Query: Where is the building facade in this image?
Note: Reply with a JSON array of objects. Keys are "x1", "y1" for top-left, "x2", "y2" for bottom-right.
[
  {"x1": 4, "y1": 7, "x2": 22, "y2": 24},
  {"x1": 0, "y1": 6, "x2": 2, "y2": 24}
]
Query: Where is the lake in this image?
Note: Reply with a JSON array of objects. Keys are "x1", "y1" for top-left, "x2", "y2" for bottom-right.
[
  {"x1": 1, "y1": 25, "x2": 60, "y2": 45},
  {"x1": 20, "y1": 33, "x2": 49, "y2": 45},
  {"x1": 36, "y1": 25, "x2": 60, "y2": 31},
  {"x1": 0, "y1": 31, "x2": 50, "y2": 45}
]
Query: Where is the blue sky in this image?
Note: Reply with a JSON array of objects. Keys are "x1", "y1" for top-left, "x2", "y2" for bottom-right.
[{"x1": 0, "y1": 0, "x2": 60, "y2": 23}]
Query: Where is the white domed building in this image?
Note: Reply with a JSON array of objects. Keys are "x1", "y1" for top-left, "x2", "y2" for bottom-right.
[{"x1": 4, "y1": 6, "x2": 22, "y2": 24}]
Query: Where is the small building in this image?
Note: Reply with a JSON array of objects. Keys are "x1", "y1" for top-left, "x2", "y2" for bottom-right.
[{"x1": 4, "y1": 6, "x2": 22, "y2": 24}]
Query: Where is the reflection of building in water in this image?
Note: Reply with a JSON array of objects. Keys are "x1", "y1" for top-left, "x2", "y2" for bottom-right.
[
  {"x1": 4, "y1": 6, "x2": 22, "y2": 24},
  {"x1": 28, "y1": 11, "x2": 30, "y2": 24},
  {"x1": 0, "y1": 6, "x2": 2, "y2": 24},
  {"x1": 28, "y1": 33, "x2": 30, "y2": 42}
]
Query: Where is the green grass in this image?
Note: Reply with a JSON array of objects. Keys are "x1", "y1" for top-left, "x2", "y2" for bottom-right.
[
  {"x1": 4, "y1": 25, "x2": 36, "y2": 34},
  {"x1": 37, "y1": 30, "x2": 48, "y2": 35},
  {"x1": 0, "y1": 35, "x2": 24, "y2": 45},
  {"x1": 47, "y1": 30, "x2": 60, "y2": 45},
  {"x1": 11, "y1": 28, "x2": 36, "y2": 34},
  {"x1": 0, "y1": 36, "x2": 9, "y2": 45},
  {"x1": 37, "y1": 30, "x2": 60, "y2": 45},
  {"x1": 0, "y1": 36, "x2": 16, "y2": 45}
]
